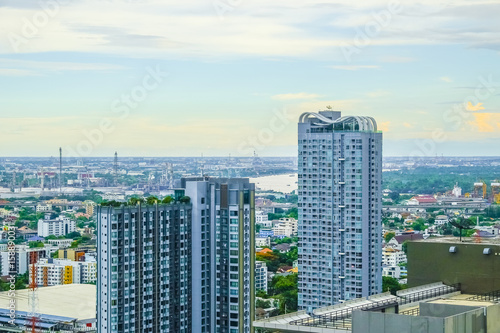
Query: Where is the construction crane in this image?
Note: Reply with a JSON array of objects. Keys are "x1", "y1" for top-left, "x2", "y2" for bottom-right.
[
  {"x1": 491, "y1": 181, "x2": 500, "y2": 203},
  {"x1": 473, "y1": 181, "x2": 487, "y2": 199},
  {"x1": 27, "y1": 251, "x2": 40, "y2": 333}
]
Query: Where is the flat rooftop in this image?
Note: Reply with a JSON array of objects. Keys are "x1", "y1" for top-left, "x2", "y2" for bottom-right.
[
  {"x1": 0, "y1": 284, "x2": 96, "y2": 321},
  {"x1": 415, "y1": 236, "x2": 500, "y2": 245},
  {"x1": 253, "y1": 283, "x2": 464, "y2": 332}
]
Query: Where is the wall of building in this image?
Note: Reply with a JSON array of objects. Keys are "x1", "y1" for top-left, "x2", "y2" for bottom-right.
[
  {"x1": 353, "y1": 311, "x2": 444, "y2": 333},
  {"x1": 408, "y1": 242, "x2": 500, "y2": 294}
]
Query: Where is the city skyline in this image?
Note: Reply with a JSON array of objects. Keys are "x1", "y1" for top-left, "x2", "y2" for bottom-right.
[{"x1": 1, "y1": 1, "x2": 500, "y2": 157}]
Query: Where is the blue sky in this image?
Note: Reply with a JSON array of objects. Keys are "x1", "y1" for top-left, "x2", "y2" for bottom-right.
[{"x1": 0, "y1": 0, "x2": 499, "y2": 157}]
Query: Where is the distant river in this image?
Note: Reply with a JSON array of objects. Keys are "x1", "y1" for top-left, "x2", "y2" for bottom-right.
[{"x1": 249, "y1": 173, "x2": 298, "y2": 194}]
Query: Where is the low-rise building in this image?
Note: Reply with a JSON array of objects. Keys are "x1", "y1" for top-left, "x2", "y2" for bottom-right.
[
  {"x1": 30, "y1": 258, "x2": 97, "y2": 287},
  {"x1": 435, "y1": 215, "x2": 449, "y2": 226},
  {"x1": 47, "y1": 239, "x2": 74, "y2": 248},
  {"x1": 259, "y1": 229, "x2": 274, "y2": 238},
  {"x1": 382, "y1": 247, "x2": 406, "y2": 266},
  {"x1": 36, "y1": 204, "x2": 53, "y2": 212},
  {"x1": 272, "y1": 217, "x2": 297, "y2": 238},
  {"x1": 0, "y1": 284, "x2": 97, "y2": 331},
  {"x1": 83, "y1": 200, "x2": 96, "y2": 216},
  {"x1": 382, "y1": 265, "x2": 401, "y2": 279},
  {"x1": 407, "y1": 195, "x2": 437, "y2": 206},
  {"x1": 408, "y1": 237, "x2": 500, "y2": 294},
  {"x1": 38, "y1": 216, "x2": 76, "y2": 237},
  {"x1": 0, "y1": 245, "x2": 51, "y2": 276},
  {"x1": 255, "y1": 237, "x2": 270, "y2": 248},
  {"x1": 255, "y1": 261, "x2": 268, "y2": 292}
]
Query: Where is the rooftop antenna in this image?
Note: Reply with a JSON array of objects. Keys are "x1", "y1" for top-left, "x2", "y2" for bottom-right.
[{"x1": 59, "y1": 147, "x2": 62, "y2": 194}]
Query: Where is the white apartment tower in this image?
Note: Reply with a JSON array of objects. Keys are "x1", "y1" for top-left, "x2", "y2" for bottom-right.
[{"x1": 298, "y1": 111, "x2": 383, "y2": 311}]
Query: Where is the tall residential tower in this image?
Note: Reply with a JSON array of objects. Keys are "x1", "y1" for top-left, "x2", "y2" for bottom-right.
[
  {"x1": 297, "y1": 111, "x2": 382, "y2": 311},
  {"x1": 97, "y1": 203, "x2": 192, "y2": 333},
  {"x1": 182, "y1": 177, "x2": 255, "y2": 333},
  {"x1": 98, "y1": 177, "x2": 255, "y2": 333}
]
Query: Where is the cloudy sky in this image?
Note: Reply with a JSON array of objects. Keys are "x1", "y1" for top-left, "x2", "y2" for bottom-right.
[{"x1": 0, "y1": 0, "x2": 499, "y2": 157}]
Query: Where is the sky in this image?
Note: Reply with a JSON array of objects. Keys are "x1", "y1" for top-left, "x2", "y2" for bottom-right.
[{"x1": 0, "y1": 0, "x2": 499, "y2": 158}]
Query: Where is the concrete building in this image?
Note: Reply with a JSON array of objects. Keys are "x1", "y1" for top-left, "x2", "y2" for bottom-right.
[
  {"x1": 38, "y1": 215, "x2": 76, "y2": 237},
  {"x1": 101, "y1": 193, "x2": 126, "y2": 201},
  {"x1": 382, "y1": 247, "x2": 406, "y2": 267},
  {"x1": 182, "y1": 177, "x2": 255, "y2": 333},
  {"x1": 30, "y1": 258, "x2": 97, "y2": 287},
  {"x1": 255, "y1": 210, "x2": 270, "y2": 225},
  {"x1": 0, "y1": 245, "x2": 50, "y2": 276},
  {"x1": 97, "y1": 203, "x2": 192, "y2": 333},
  {"x1": 255, "y1": 237, "x2": 271, "y2": 248},
  {"x1": 382, "y1": 265, "x2": 402, "y2": 279},
  {"x1": 434, "y1": 215, "x2": 449, "y2": 226},
  {"x1": 272, "y1": 217, "x2": 297, "y2": 238},
  {"x1": 98, "y1": 177, "x2": 255, "y2": 333},
  {"x1": 407, "y1": 195, "x2": 437, "y2": 206},
  {"x1": 47, "y1": 238, "x2": 74, "y2": 248},
  {"x1": 259, "y1": 229, "x2": 274, "y2": 238},
  {"x1": 0, "y1": 284, "x2": 97, "y2": 331},
  {"x1": 298, "y1": 111, "x2": 382, "y2": 310},
  {"x1": 83, "y1": 200, "x2": 96, "y2": 215},
  {"x1": 254, "y1": 282, "x2": 500, "y2": 333},
  {"x1": 408, "y1": 237, "x2": 500, "y2": 294},
  {"x1": 255, "y1": 261, "x2": 268, "y2": 292},
  {"x1": 36, "y1": 203, "x2": 53, "y2": 212}
]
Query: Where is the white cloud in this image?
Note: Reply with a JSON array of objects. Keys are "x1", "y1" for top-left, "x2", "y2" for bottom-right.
[
  {"x1": 0, "y1": 0, "x2": 498, "y2": 59},
  {"x1": 0, "y1": 68, "x2": 38, "y2": 76},
  {"x1": 440, "y1": 76, "x2": 453, "y2": 83},
  {"x1": 329, "y1": 65, "x2": 380, "y2": 71},
  {"x1": 272, "y1": 92, "x2": 321, "y2": 100},
  {"x1": 0, "y1": 59, "x2": 125, "y2": 76}
]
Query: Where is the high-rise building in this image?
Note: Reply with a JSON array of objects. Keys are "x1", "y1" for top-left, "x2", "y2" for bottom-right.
[
  {"x1": 297, "y1": 111, "x2": 382, "y2": 311},
  {"x1": 97, "y1": 177, "x2": 255, "y2": 333},
  {"x1": 182, "y1": 177, "x2": 255, "y2": 333},
  {"x1": 97, "y1": 203, "x2": 192, "y2": 333}
]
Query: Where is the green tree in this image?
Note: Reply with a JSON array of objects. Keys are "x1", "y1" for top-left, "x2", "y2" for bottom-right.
[
  {"x1": 402, "y1": 241, "x2": 408, "y2": 255},
  {"x1": 128, "y1": 197, "x2": 144, "y2": 206},
  {"x1": 389, "y1": 191, "x2": 400, "y2": 202},
  {"x1": 382, "y1": 276, "x2": 404, "y2": 295},
  {"x1": 287, "y1": 207, "x2": 298, "y2": 219},
  {"x1": 66, "y1": 231, "x2": 81, "y2": 239},
  {"x1": 384, "y1": 232, "x2": 396, "y2": 243},
  {"x1": 146, "y1": 196, "x2": 159, "y2": 205},
  {"x1": 162, "y1": 196, "x2": 173, "y2": 204},
  {"x1": 256, "y1": 299, "x2": 271, "y2": 309},
  {"x1": 269, "y1": 274, "x2": 298, "y2": 314}
]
